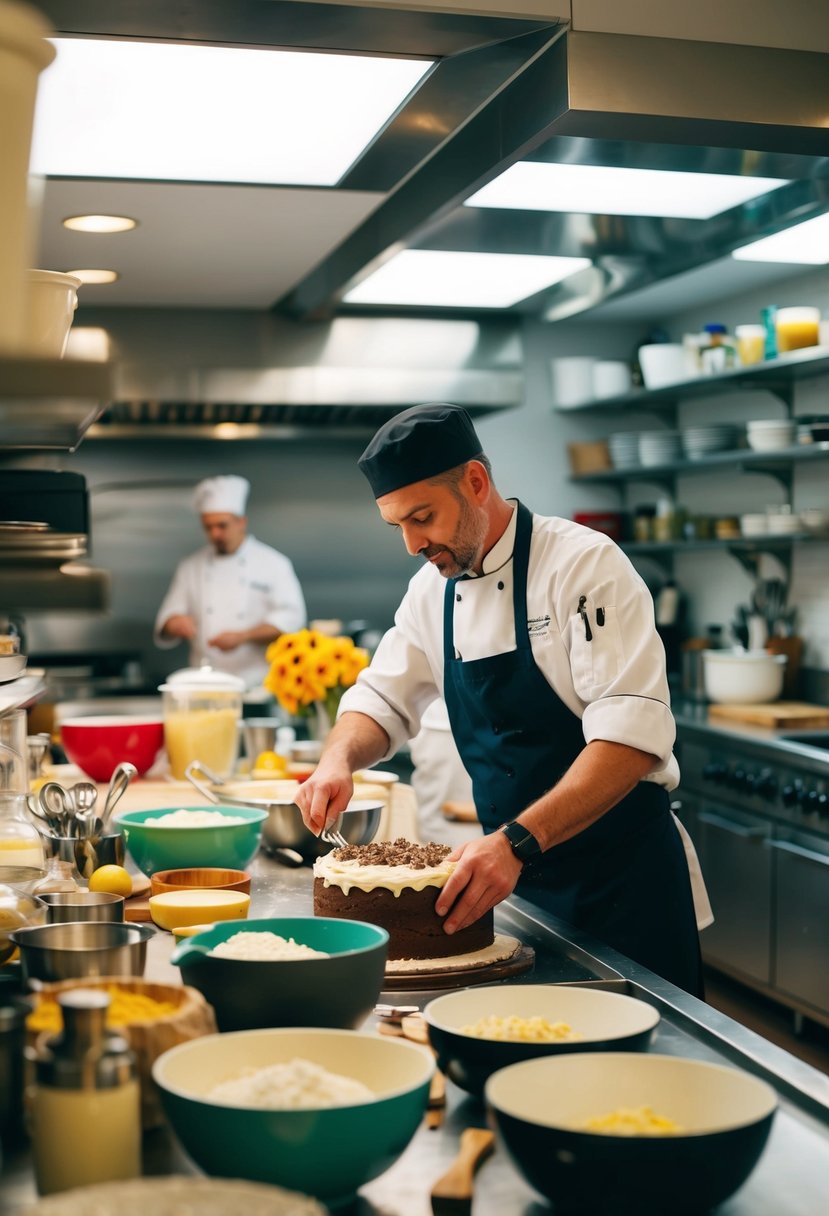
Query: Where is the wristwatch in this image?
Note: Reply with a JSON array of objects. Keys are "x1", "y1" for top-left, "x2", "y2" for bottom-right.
[{"x1": 499, "y1": 819, "x2": 542, "y2": 863}]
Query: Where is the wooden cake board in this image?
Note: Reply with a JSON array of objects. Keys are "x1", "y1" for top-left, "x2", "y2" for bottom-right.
[{"x1": 384, "y1": 935, "x2": 535, "y2": 991}]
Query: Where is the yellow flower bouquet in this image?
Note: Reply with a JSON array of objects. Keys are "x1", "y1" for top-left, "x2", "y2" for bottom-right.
[{"x1": 263, "y1": 629, "x2": 370, "y2": 725}]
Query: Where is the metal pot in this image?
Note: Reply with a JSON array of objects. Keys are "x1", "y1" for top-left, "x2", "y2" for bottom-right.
[{"x1": 9, "y1": 921, "x2": 154, "y2": 983}]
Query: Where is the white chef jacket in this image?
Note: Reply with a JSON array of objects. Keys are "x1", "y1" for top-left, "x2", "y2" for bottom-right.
[
  {"x1": 154, "y1": 535, "x2": 306, "y2": 689},
  {"x1": 341, "y1": 502, "x2": 712, "y2": 929}
]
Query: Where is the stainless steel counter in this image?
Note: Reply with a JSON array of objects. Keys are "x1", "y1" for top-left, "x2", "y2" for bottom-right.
[{"x1": 5, "y1": 855, "x2": 829, "y2": 1214}]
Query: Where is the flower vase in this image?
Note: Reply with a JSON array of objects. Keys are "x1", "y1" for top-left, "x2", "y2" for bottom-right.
[{"x1": 310, "y1": 700, "x2": 333, "y2": 744}]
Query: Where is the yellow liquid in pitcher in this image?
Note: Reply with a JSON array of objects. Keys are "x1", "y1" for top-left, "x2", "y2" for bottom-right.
[
  {"x1": 164, "y1": 707, "x2": 239, "y2": 780},
  {"x1": 0, "y1": 837, "x2": 44, "y2": 868}
]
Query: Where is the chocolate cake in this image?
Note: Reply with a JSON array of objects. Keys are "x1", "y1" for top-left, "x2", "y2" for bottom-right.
[{"x1": 313, "y1": 838, "x2": 494, "y2": 961}]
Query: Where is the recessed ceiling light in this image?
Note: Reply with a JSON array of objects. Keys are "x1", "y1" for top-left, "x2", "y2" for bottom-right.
[
  {"x1": 731, "y1": 212, "x2": 829, "y2": 264},
  {"x1": 32, "y1": 39, "x2": 432, "y2": 186},
  {"x1": 343, "y1": 250, "x2": 592, "y2": 308},
  {"x1": 63, "y1": 214, "x2": 137, "y2": 233},
  {"x1": 67, "y1": 269, "x2": 119, "y2": 285},
  {"x1": 465, "y1": 163, "x2": 791, "y2": 220}
]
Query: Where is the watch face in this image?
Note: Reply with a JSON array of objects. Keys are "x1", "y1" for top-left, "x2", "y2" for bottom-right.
[{"x1": 503, "y1": 821, "x2": 540, "y2": 860}]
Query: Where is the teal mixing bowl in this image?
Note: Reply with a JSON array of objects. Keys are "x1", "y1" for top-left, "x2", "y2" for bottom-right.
[
  {"x1": 153, "y1": 1027, "x2": 434, "y2": 1206},
  {"x1": 171, "y1": 917, "x2": 389, "y2": 1031},
  {"x1": 114, "y1": 805, "x2": 266, "y2": 876}
]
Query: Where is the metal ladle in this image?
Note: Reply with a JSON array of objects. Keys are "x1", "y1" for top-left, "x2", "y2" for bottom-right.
[{"x1": 100, "y1": 762, "x2": 138, "y2": 831}]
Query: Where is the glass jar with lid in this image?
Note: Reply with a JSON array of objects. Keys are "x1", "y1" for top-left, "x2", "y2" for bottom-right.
[{"x1": 158, "y1": 666, "x2": 244, "y2": 780}]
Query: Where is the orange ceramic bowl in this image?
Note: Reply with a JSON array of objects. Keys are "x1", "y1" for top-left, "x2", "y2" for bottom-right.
[
  {"x1": 60, "y1": 716, "x2": 164, "y2": 782},
  {"x1": 150, "y1": 867, "x2": 251, "y2": 897}
]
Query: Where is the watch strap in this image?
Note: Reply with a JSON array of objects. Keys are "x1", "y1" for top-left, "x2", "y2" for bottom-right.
[{"x1": 499, "y1": 819, "x2": 542, "y2": 862}]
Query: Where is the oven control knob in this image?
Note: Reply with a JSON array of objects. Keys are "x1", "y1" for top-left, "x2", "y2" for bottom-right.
[
  {"x1": 781, "y1": 784, "x2": 801, "y2": 807},
  {"x1": 732, "y1": 768, "x2": 748, "y2": 789},
  {"x1": 816, "y1": 793, "x2": 829, "y2": 816},
  {"x1": 805, "y1": 789, "x2": 824, "y2": 812},
  {"x1": 755, "y1": 775, "x2": 778, "y2": 801}
]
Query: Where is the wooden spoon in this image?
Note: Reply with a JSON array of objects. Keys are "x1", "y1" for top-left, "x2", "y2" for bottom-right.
[{"x1": 430, "y1": 1127, "x2": 495, "y2": 1215}]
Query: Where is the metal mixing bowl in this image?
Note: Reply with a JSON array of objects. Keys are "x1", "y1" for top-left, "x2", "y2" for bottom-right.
[
  {"x1": 9, "y1": 921, "x2": 154, "y2": 983},
  {"x1": 262, "y1": 799, "x2": 383, "y2": 861}
]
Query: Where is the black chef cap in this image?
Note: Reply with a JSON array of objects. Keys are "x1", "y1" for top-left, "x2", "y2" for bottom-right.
[{"x1": 358, "y1": 402, "x2": 483, "y2": 499}]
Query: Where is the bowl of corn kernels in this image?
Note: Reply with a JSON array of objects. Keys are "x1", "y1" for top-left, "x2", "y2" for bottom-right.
[{"x1": 423, "y1": 983, "x2": 659, "y2": 1097}]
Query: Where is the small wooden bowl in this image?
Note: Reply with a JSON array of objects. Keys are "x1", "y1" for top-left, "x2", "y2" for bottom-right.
[{"x1": 150, "y1": 867, "x2": 251, "y2": 897}]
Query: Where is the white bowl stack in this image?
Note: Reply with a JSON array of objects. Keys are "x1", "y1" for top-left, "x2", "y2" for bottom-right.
[
  {"x1": 765, "y1": 511, "x2": 802, "y2": 536},
  {"x1": 746, "y1": 419, "x2": 796, "y2": 452},
  {"x1": 639, "y1": 430, "x2": 682, "y2": 467},
  {"x1": 682, "y1": 424, "x2": 741, "y2": 461},
  {"x1": 609, "y1": 432, "x2": 642, "y2": 469}
]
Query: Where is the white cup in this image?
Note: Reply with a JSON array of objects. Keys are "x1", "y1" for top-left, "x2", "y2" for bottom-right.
[
  {"x1": 638, "y1": 344, "x2": 689, "y2": 390},
  {"x1": 592, "y1": 360, "x2": 632, "y2": 399},
  {"x1": 22, "y1": 270, "x2": 82, "y2": 357},
  {"x1": 550, "y1": 357, "x2": 596, "y2": 408},
  {"x1": 0, "y1": 1, "x2": 56, "y2": 355}
]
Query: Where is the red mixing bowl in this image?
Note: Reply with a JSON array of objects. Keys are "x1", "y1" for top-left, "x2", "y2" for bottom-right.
[{"x1": 60, "y1": 715, "x2": 165, "y2": 782}]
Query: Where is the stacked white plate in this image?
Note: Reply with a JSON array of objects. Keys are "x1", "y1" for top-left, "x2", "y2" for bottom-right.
[
  {"x1": 609, "y1": 432, "x2": 642, "y2": 469},
  {"x1": 682, "y1": 424, "x2": 741, "y2": 460},
  {"x1": 639, "y1": 430, "x2": 682, "y2": 467}
]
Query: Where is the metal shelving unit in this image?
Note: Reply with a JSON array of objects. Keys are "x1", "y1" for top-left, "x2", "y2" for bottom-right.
[
  {"x1": 555, "y1": 345, "x2": 829, "y2": 416},
  {"x1": 0, "y1": 356, "x2": 114, "y2": 451}
]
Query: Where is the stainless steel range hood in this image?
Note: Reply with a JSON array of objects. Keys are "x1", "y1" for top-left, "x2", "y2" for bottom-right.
[{"x1": 81, "y1": 311, "x2": 524, "y2": 440}]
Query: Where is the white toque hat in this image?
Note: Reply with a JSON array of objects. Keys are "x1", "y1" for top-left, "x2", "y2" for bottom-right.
[{"x1": 192, "y1": 475, "x2": 250, "y2": 516}]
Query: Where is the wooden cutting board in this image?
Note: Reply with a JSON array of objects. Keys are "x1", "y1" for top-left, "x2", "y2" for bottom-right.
[
  {"x1": 708, "y1": 701, "x2": 829, "y2": 729},
  {"x1": 123, "y1": 873, "x2": 152, "y2": 922}
]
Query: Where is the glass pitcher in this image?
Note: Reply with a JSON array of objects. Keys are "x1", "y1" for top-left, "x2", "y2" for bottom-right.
[
  {"x1": 158, "y1": 666, "x2": 244, "y2": 780},
  {"x1": 0, "y1": 791, "x2": 44, "y2": 871},
  {"x1": 0, "y1": 709, "x2": 28, "y2": 793}
]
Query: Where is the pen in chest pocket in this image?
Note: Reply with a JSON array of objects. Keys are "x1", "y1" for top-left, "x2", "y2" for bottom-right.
[{"x1": 578, "y1": 597, "x2": 606, "y2": 640}]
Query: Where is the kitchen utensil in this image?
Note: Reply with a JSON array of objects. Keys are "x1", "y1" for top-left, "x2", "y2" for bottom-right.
[
  {"x1": 423, "y1": 984, "x2": 659, "y2": 1098},
  {"x1": 186, "y1": 760, "x2": 381, "y2": 862},
  {"x1": 486, "y1": 1053, "x2": 776, "y2": 1214},
  {"x1": 101, "y1": 761, "x2": 138, "y2": 831},
  {"x1": 39, "y1": 890, "x2": 125, "y2": 923},
  {"x1": 707, "y1": 701, "x2": 829, "y2": 729},
  {"x1": 60, "y1": 716, "x2": 164, "y2": 782},
  {"x1": 321, "y1": 824, "x2": 348, "y2": 848},
  {"x1": 430, "y1": 1128, "x2": 495, "y2": 1216},
  {"x1": 171, "y1": 917, "x2": 389, "y2": 1032},
  {"x1": 152, "y1": 1027, "x2": 433, "y2": 1207},
  {"x1": 39, "y1": 781, "x2": 75, "y2": 836},
  {"x1": 9, "y1": 920, "x2": 155, "y2": 983},
  {"x1": 114, "y1": 804, "x2": 266, "y2": 877},
  {"x1": 149, "y1": 867, "x2": 251, "y2": 897},
  {"x1": 159, "y1": 666, "x2": 244, "y2": 781},
  {"x1": 703, "y1": 650, "x2": 786, "y2": 704},
  {"x1": 41, "y1": 831, "x2": 126, "y2": 881}
]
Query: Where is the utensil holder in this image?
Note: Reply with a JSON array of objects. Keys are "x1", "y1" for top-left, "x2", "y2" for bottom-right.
[{"x1": 41, "y1": 832, "x2": 125, "y2": 881}]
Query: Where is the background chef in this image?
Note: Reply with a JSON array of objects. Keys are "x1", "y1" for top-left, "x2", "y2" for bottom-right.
[
  {"x1": 154, "y1": 474, "x2": 307, "y2": 689},
  {"x1": 296, "y1": 403, "x2": 711, "y2": 996}
]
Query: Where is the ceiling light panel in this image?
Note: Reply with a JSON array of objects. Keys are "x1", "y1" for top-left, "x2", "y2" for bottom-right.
[
  {"x1": 32, "y1": 39, "x2": 432, "y2": 186},
  {"x1": 343, "y1": 250, "x2": 591, "y2": 308},
  {"x1": 465, "y1": 162, "x2": 791, "y2": 220},
  {"x1": 63, "y1": 214, "x2": 137, "y2": 233},
  {"x1": 731, "y1": 212, "x2": 829, "y2": 264}
]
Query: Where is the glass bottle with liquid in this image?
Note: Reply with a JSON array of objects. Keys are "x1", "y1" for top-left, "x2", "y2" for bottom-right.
[
  {"x1": 27, "y1": 989, "x2": 141, "y2": 1195},
  {"x1": 0, "y1": 792, "x2": 44, "y2": 870}
]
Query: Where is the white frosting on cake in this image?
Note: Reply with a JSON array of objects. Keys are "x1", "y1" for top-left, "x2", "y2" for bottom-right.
[{"x1": 313, "y1": 851, "x2": 454, "y2": 897}]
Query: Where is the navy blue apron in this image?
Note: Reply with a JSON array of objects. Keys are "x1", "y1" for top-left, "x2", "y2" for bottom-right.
[{"x1": 442, "y1": 501, "x2": 702, "y2": 996}]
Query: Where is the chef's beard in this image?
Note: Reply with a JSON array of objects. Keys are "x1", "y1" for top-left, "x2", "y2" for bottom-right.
[{"x1": 421, "y1": 496, "x2": 487, "y2": 578}]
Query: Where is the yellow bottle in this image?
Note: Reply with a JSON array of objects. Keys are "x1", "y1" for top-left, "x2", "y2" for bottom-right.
[{"x1": 27, "y1": 989, "x2": 141, "y2": 1195}]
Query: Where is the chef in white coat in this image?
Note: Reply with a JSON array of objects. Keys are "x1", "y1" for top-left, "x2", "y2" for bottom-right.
[
  {"x1": 154, "y1": 475, "x2": 306, "y2": 689},
  {"x1": 297, "y1": 403, "x2": 711, "y2": 996}
]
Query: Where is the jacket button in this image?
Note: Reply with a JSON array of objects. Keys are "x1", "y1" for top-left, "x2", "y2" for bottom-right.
[
  {"x1": 506, "y1": 767, "x2": 515, "y2": 778},
  {"x1": 493, "y1": 724, "x2": 501, "y2": 735},
  {"x1": 456, "y1": 593, "x2": 462, "y2": 602},
  {"x1": 498, "y1": 581, "x2": 504, "y2": 590},
  {"x1": 490, "y1": 803, "x2": 497, "y2": 814}
]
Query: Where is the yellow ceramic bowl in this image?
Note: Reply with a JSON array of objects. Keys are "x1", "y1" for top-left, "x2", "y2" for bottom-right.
[{"x1": 148, "y1": 890, "x2": 250, "y2": 932}]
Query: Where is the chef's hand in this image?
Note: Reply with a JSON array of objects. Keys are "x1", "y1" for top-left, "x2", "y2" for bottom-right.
[
  {"x1": 207, "y1": 630, "x2": 247, "y2": 652},
  {"x1": 294, "y1": 760, "x2": 354, "y2": 837},
  {"x1": 163, "y1": 614, "x2": 197, "y2": 641},
  {"x1": 435, "y1": 833, "x2": 523, "y2": 934}
]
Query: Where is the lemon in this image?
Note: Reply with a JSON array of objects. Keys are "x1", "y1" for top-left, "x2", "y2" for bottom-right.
[
  {"x1": 254, "y1": 750, "x2": 287, "y2": 773},
  {"x1": 88, "y1": 864, "x2": 133, "y2": 898}
]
